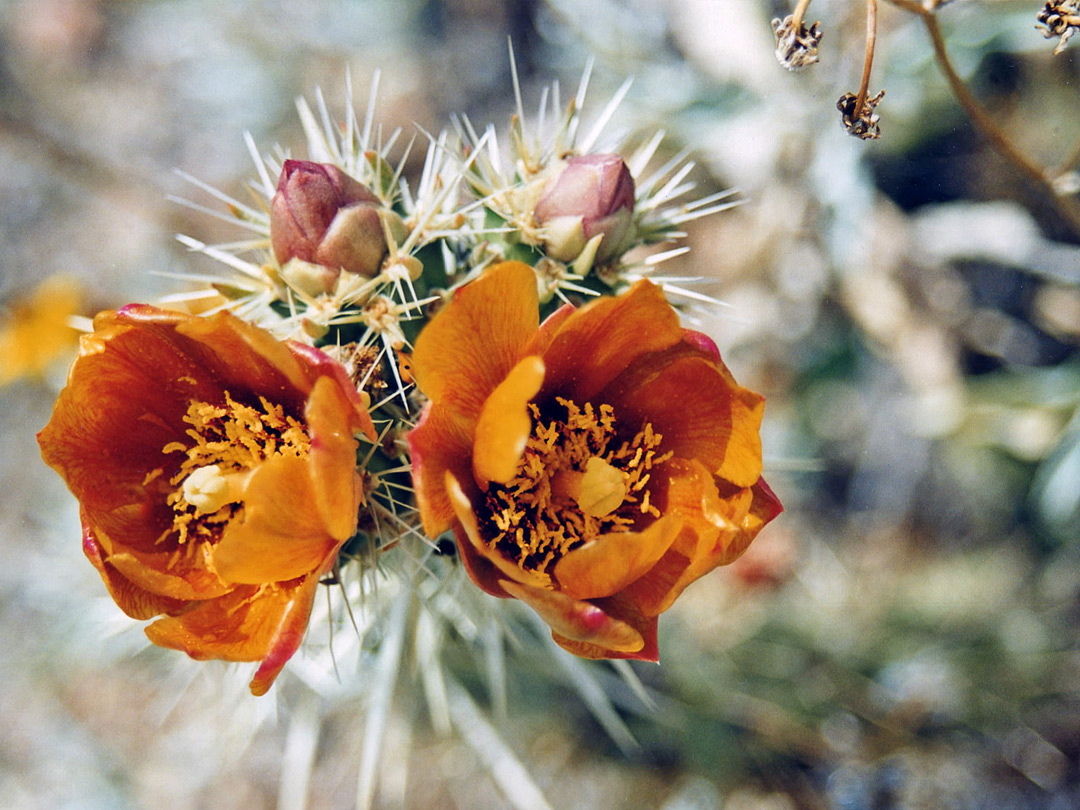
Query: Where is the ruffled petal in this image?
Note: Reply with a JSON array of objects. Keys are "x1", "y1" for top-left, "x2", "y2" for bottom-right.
[
  {"x1": 408, "y1": 405, "x2": 475, "y2": 538},
  {"x1": 618, "y1": 460, "x2": 771, "y2": 616},
  {"x1": 522, "y1": 302, "x2": 574, "y2": 358},
  {"x1": 212, "y1": 454, "x2": 340, "y2": 585},
  {"x1": 411, "y1": 262, "x2": 538, "y2": 423},
  {"x1": 305, "y1": 375, "x2": 366, "y2": 541},
  {"x1": 172, "y1": 307, "x2": 311, "y2": 409},
  {"x1": 551, "y1": 594, "x2": 658, "y2": 662},
  {"x1": 82, "y1": 523, "x2": 189, "y2": 620},
  {"x1": 472, "y1": 355, "x2": 545, "y2": 487},
  {"x1": 248, "y1": 575, "x2": 323, "y2": 696},
  {"x1": 606, "y1": 548, "x2": 691, "y2": 623},
  {"x1": 453, "y1": 523, "x2": 512, "y2": 598},
  {"x1": 746, "y1": 476, "x2": 784, "y2": 532},
  {"x1": 143, "y1": 573, "x2": 321, "y2": 695},
  {"x1": 38, "y1": 314, "x2": 213, "y2": 551},
  {"x1": 289, "y1": 341, "x2": 376, "y2": 441},
  {"x1": 101, "y1": 535, "x2": 232, "y2": 601},
  {"x1": 538, "y1": 279, "x2": 683, "y2": 403},
  {"x1": 498, "y1": 579, "x2": 645, "y2": 653},
  {"x1": 552, "y1": 514, "x2": 683, "y2": 600},
  {"x1": 600, "y1": 339, "x2": 764, "y2": 488}
]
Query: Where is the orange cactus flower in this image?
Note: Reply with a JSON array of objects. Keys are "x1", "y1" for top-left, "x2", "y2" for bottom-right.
[
  {"x1": 408, "y1": 262, "x2": 781, "y2": 661},
  {"x1": 38, "y1": 306, "x2": 375, "y2": 695}
]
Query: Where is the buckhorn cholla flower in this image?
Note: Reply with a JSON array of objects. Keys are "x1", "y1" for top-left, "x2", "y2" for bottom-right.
[
  {"x1": 408, "y1": 262, "x2": 781, "y2": 659},
  {"x1": 38, "y1": 306, "x2": 375, "y2": 694}
]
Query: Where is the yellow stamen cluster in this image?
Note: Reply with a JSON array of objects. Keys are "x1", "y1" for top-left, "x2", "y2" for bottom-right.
[
  {"x1": 483, "y1": 397, "x2": 671, "y2": 578},
  {"x1": 161, "y1": 392, "x2": 310, "y2": 545}
]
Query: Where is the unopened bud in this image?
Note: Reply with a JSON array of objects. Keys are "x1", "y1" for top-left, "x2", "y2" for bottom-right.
[
  {"x1": 533, "y1": 154, "x2": 635, "y2": 263},
  {"x1": 270, "y1": 160, "x2": 389, "y2": 278}
]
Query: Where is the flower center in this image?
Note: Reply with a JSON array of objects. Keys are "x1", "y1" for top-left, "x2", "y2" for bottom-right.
[
  {"x1": 481, "y1": 397, "x2": 671, "y2": 579},
  {"x1": 161, "y1": 392, "x2": 310, "y2": 545}
]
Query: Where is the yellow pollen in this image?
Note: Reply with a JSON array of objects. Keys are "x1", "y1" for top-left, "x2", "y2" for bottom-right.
[
  {"x1": 481, "y1": 397, "x2": 671, "y2": 580},
  {"x1": 162, "y1": 391, "x2": 310, "y2": 547}
]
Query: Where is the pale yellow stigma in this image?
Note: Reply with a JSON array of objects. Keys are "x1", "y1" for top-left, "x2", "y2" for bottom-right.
[
  {"x1": 483, "y1": 397, "x2": 671, "y2": 578},
  {"x1": 553, "y1": 456, "x2": 627, "y2": 518},
  {"x1": 181, "y1": 464, "x2": 245, "y2": 515}
]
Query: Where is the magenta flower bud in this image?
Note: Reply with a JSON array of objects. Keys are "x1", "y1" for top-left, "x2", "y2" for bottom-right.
[
  {"x1": 270, "y1": 160, "x2": 387, "y2": 279},
  {"x1": 533, "y1": 154, "x2": 636, "y2": 263}
]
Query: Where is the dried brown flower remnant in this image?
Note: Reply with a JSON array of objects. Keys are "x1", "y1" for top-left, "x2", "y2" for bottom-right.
[
  {"x1": 837, "y1": 89, "x2": 885, "y2": 140},
  {"x1": 1037, "y1": 1, "x2": 1080, "y2": 54},
  {"x1": 772, "y1": 15, "x2": 823, "y2": 71}
]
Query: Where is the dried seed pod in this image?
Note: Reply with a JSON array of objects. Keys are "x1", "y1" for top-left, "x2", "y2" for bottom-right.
[
  {"x1": 837, "y1": 90, "x2": 885, "y2": 141},
  {"x1": 771, "y1": 15, "x2": 823, "y2": 71},
  {"x1": 1037, "y1": 1, "x2": 1080, "y2": 54}
]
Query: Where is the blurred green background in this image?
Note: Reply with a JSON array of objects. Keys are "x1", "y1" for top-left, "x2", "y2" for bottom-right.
[{"x1": 2, "y1": 1, "x2": 1079, "y2": 808}]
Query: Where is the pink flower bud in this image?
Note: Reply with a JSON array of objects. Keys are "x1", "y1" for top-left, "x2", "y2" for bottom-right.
[
  {"x1": 533, "y1": 154, "x2": 635, "y2": 262},
  {"x1": 270, "y1": 160, "x2": 387, "y2": 278}
]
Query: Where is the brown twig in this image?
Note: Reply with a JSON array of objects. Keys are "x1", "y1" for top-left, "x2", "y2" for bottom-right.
[
  {"x1": 791, "y1": 0, "x2": 814, "y2": 30},
  {"x1": 855, "y1": 0, "x2": 879, "y2": 114},
  {"x1": 885, "y1": 0, "x2": 1080, "y2": 238}
]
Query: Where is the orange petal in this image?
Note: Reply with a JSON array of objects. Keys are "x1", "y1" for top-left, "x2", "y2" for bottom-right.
[
  {"x1": 408, "y1": 404, "x2": 475, "y2": 538},
  {"x1": 550, "y1": 593, "x2": 659, "y2": 662},
  {"x1": 39, "y1": 317, "x2": 214, "y2": 552},
  {"x1": 600, "y1": 342, "x2": 764, "y2": 488},
  {"x1": 212, "y1": 455, "x2": 340, "y2": 585},
  {"x1": 445, "y1": 471, "x2": 551, "y2": 590},
  {"x1": 248, "y1": 575, "x2": 323, "y2": 696},
  {"x1": 609, "y1": 548, "x2": 692, "y2": 623},
  {"x1": 82, "y1": 523, "x2": 190, "y2": 620},
  {"x1": 305, "y1": 375, "x2": 365, "y2": 541},
  {"x1": 522, "y1": 302, "x2": 574, "y2": 357},
  {"x1": 102, "y1": 535, "x2": 232, "y2": 602},
  {"x1": 289, "y1": 341, "x2": 376, "y2": 441},
  {"x1": 144, "y1": 573, "x2": 321, "y2": 695},
  {"x1": 659, "y1": 458, "x2": 745, "y2": 562},
  {"x1": 498, "y1": 578, "x2": 645, "y2": 653},
  {"x1": 552, "y1": 514, "x2": 683, "y2": 600},
  {"x1": 746, "y1": 476, "x2": 784, "y2": 533},
  {"x1": 453, "y1": 523, "x2": 512, "y2": 598},
  {"x1": 173, "y1": 308, "x2": 312, "y2": 406},
  {"x1": 411, "y1": 262, "x2": 538, "y2": 422},
  {"x1": 472, "y1": 355, "x2": 545, "y2": 487},
  {"x1": 619, "y1": 461, "x2": 778, "y2": 616},
  {"x1": 537, "y1": 279, "x2": 683, "y2": 403}
]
